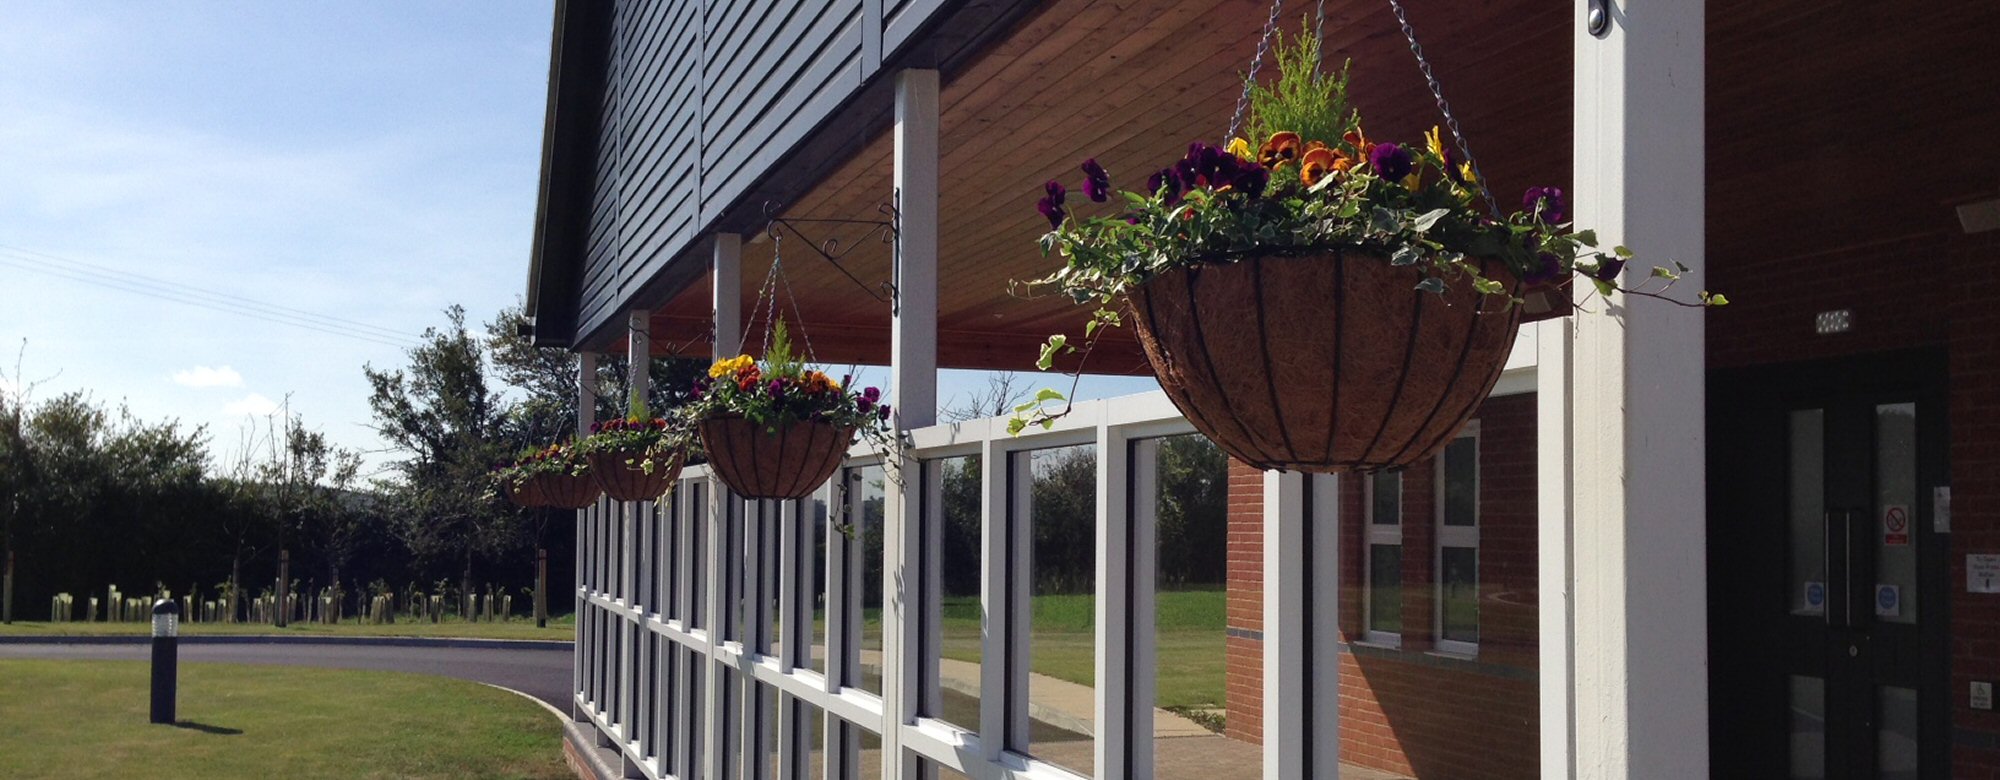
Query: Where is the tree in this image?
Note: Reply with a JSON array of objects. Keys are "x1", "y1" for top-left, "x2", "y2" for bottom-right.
[{"x1": 365, "y1": 305, "x2": 518, "y2": 608}]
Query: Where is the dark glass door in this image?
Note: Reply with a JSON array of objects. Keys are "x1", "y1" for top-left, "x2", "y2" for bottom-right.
[{"x1": 1709, "y1": 352, "x2": 1948, "y2": 780}]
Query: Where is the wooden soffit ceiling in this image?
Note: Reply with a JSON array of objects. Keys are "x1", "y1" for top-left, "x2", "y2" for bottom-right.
[{"x1": 645, "y1": 0, "x2": 1573, "y2": 371}]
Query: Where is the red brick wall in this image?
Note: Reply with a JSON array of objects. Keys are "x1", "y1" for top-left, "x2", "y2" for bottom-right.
[
  {"x1": 1224, "y1": 457, "x2": 1264, "y2": 743},
  {"x1": 1223, "y1": 393, "x2": 1540, "y2": 777},
  {"x1": 1946, "y1": 231, "x2": 2000, "y2": 776}
]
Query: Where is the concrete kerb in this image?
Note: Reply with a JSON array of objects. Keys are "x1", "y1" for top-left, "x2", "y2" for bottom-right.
[
  {"x1": 474, "y1": 681, "x2": 619, "y2": 780},
  {"x1": 0, "y1": 634, "x2": 573, "y2": 651}
]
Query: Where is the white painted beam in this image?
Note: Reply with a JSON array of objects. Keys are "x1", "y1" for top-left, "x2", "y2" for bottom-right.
[
  {"x1": 1567, "y1": 1, "x2": 1708, "y2": 776},
  {"x1": 627, "y1": 310, "x2": 649, "y2": 411},
  {"x1": 714, "y1": 234, "x2": 742, "y2": 359},
  {"x1": 884, "y1": 66, "x2": 940, "y2": 780}
]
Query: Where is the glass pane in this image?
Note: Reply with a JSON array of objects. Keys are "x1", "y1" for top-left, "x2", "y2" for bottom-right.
[
  {"x1": 1874, "y1": 403, "x2": 1918, "y2": 624},
  {"x1": 1152, "y1": 435, "x2": 1228, "y2": 743},
  {"x1": 1028, "y1": 444, "x2": 1096, "y2": 776},
  {"x1": 1370, "y1": 472, "x2": 1401, "y2": 525},
  {"x1": 859, "y1": 465, "x2": 886, "y2": 693},
  {"x1": 1789, "y1": 674, "x2": 1825, "y2": 780},
  {"x1": 935, "y1": 454, "x2": 983, "y2": 731},
  {"x1": 1790, "y1": 410, "x2": 1828, "y2": 616},
  {"x1": 1368, "y1": 544, "x2": 1402, "y2": 635},
  {"x1": 1877, "y1": 686, "x2": 1919, "y2": 780},
  {"x1": 1442, "y1": 436, "x2": 1477, "y2": 527},
  {"x1": 1440, "y1": 546, "x2": 1478, "y2": 644}
]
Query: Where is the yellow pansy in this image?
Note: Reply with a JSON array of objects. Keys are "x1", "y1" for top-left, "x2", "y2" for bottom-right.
[
  {"x1": 708, "y1": 354, "x2": 754, "y2": 379},
  {"x1": 1225, "y1": 137, "x2": 1253, "y2": 161}
]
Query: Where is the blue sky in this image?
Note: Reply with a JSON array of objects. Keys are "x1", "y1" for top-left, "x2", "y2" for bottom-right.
[{"x1": 0, "y1": 3, "x2": 1153, "y2": 477}]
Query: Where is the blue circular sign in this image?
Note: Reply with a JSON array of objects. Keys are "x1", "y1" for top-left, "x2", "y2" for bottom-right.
[{"x1": 1806, "y1": 582, "x2": 1825, "y2": 606}]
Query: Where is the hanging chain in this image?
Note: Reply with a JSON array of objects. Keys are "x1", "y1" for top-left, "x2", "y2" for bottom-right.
[
  {"x1": 1387, "y1": 0, "x2": 1503, "y2": 219},
  {"x1": 745, "y1": 232, "x2": 821, "y2": 364},
  {"x1": 753, "y1": 234, "x2": 785, "y2": 357},
  {"x1": 1226, "y1": 0, "x2": 1286, "y2": 141}
]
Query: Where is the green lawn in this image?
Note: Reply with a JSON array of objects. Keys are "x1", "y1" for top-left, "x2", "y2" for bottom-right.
[
  {"x1": 0, "y1": 615, "x2": 575, "y2": 642},
  {"x1": 0, "y1": 660, "x2": 570, "y2": 779},
  {"x1": 835, "y1": 588, "x2": 1227, "y2": 711}
]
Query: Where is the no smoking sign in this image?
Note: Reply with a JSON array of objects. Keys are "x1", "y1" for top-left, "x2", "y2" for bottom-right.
[{"x1": 1883, "y1": 505, "x2": 1911, "y2": 547}]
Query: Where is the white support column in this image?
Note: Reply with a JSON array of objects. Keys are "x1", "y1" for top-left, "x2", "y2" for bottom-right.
[
  {"x1": 890, "y1": 68, "x2": 938, "y2": 430},
  {"x1": 621, "y1": 309, "x2": 648, "y2": 755},
  {"x1": 1564, "y1": 2, "x2": 1708, "y2": 776},
  {"x1": 628, "y1": 310, "x2": 650, "y2": 409},
  {"x1": 1098, "y1": 431, "x2": 1158, "y2": 778},
  {"x1": 977, "y1": 440, "x2": 1012, "y2": 763},
  {"x1": 702, "y1": 479, "x2": 729, "y2": 780},
  {"x1": 714, "y1": 234, "x2": 742, "y2": 359},
  {"x1": 1262, "y1": 471, "x2": 1341, "y2": 780},
  {"x1": 576, "y1": 351, "x2": 598, "y2": 721},
  {"x1": 710, "y1": 231, "x2": 745, "y2": 780},
  {"x1": 884, "y1": 66, "x2": 939, "y2": 780},
  {"x1": 1538, "y1": 316, "x2": 1578, "y2": 778}
]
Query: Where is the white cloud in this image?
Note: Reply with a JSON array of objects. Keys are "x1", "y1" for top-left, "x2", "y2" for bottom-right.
[
  {"x1": 172, "y1": 365, "x2": 244, "y2": 388},
  {"x1": 222, "y1": 393, "x2": 280, "y2": 418}
]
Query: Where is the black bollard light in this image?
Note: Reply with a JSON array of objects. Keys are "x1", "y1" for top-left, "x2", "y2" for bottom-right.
[{"x1": 150, "y1": 598, "x2": 180, "y2": 725}]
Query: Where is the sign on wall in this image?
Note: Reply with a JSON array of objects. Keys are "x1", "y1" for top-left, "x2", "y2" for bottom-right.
[
  {"x1": 1882, "y1": 505, "x2": 1911, "y2": 547},
  {"x1": 1971, "y1": 554, "x2": 2000, "y2": 595}
]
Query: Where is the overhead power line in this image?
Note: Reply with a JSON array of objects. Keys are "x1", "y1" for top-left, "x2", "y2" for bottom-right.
[{"x1": 0, "y1": 245, "x2": 424, "y2": 349}]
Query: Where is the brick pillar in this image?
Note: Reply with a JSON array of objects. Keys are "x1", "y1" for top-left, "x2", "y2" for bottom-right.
[{"x1": 1224, "y1": 457, "x2": 1264, "y2": 743}]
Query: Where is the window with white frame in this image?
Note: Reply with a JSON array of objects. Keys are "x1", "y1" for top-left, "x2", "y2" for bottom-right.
[
  {"x1": 1435, "y1": 424, "x2": 1480, "y2": 655},
  {"x1": 1364, "y1": 470, "x2": 1403, "y2": 645}
]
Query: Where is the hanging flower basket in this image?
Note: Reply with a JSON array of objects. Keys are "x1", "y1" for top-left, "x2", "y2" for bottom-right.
[
  {"x1": 698, "y1": 415, "x2": 855, "y2": 500},
  {"x1": 503, "y1": 474, "x2": 547, "y2": 508},
  {"x1": 536, "y1": 471, "x2": 604, "y2": 510},
  {"x1": 691, "y1": 318, "x2": 891, "y2": 500},
  {"x1": 1014, "y1": 21, "x2": 1717, "y2": 470},
  {"x1": 1129, "y1": 251, "x2": 1521, "y2": 472},
  {"x1": 496, "y1": 441, "x2": 602, "y2": 509},
  {"x1": 588, "y1": 449, "x2": 684, "y2": 502},
  {"x1": 576, "y1": 401, "x2": 700, "y2": 503}
]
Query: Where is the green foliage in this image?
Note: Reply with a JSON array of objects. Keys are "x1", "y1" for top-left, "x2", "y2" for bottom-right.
[
  {"x1": 1244, "y1": 23, "x2": 1357, "y2": 149},
  {"x1": 690, "y1": 316, "x2": 892, "y2": 447}
]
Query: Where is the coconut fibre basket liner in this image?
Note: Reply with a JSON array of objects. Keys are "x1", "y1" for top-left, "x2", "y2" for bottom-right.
[
  {"x1": 1126, "y1": 250, "x2": 1522, "y2": 473},
  {"x1": 699, "y1": 416, "x2": 855, "y2": 500}
]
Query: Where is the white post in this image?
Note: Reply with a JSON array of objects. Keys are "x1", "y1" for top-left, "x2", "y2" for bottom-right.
[
  {"x1": 575, "y1": 351, "x2": 597, "y2": 721},
  {"x1": 714, "y1": 234, "x2": 742, "y2": 359},
  {"x1": 1566, "y1": 1, "x2": 1708, "y2": 776},
  {"x1": 621, "y1": 312, "x2": 646, "y2": 749},
  {"x1": 883, "y1": 66, "x2": 939, "y2": 780},
  {"x1": 1537, "y1": 317, "x2": 1578, "y2": 779},
  {"x1": 627, "y1": 310, "x2": 649, "y2": 411},
  {"x1": 707, "y1": 232, "x2": 742, "y2": 779},
  {"x1": 1099, "y1": 432, "x2": 1159, "y2": 778},
  {"x1": 1262, "y1": 471, "x2": 1341, "y2": 780}
]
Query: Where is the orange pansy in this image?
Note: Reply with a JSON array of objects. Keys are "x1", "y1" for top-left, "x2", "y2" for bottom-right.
[{"x1": 1258, "y1": 132, "x2": 1303, "y2": 169}]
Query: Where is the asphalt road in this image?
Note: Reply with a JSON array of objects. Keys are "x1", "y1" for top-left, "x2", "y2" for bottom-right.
[{"x1": 0, "y1": 641, "x2": 573, "y2": 709}]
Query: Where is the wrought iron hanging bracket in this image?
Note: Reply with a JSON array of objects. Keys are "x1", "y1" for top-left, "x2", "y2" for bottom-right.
[{"x1": 759, "y1": 200, "x2": 900, "y2": 309}]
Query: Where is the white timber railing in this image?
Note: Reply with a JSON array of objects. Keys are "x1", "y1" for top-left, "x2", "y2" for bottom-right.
[{"x1": 573, "y1": 391, "x2": 1217, "y2": 780}]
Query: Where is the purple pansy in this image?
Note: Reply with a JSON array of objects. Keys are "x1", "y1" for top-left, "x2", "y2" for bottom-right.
[
  {"x1": 1368, "y1": 142, "x2": 1414, "y2": 181},
  {"x1": 1036, "y1": 179, "x2": 1068, "y2": 229},
  {"x1": 1080, "y1": 159, "x2": 1110, "y2": 203},
  {"x1": 877, "y1": 404, "x2": 892, "y2": 422},
  {"x1": 1148, "y1": 167, "x2": 1183, "y2": 205},
  {"x1": 1524, "y1": 186, "x2": 1567, "y2": 223},
  {"x1": 1592, "y1": 258, "x2": 1626, "y2": 282}
]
